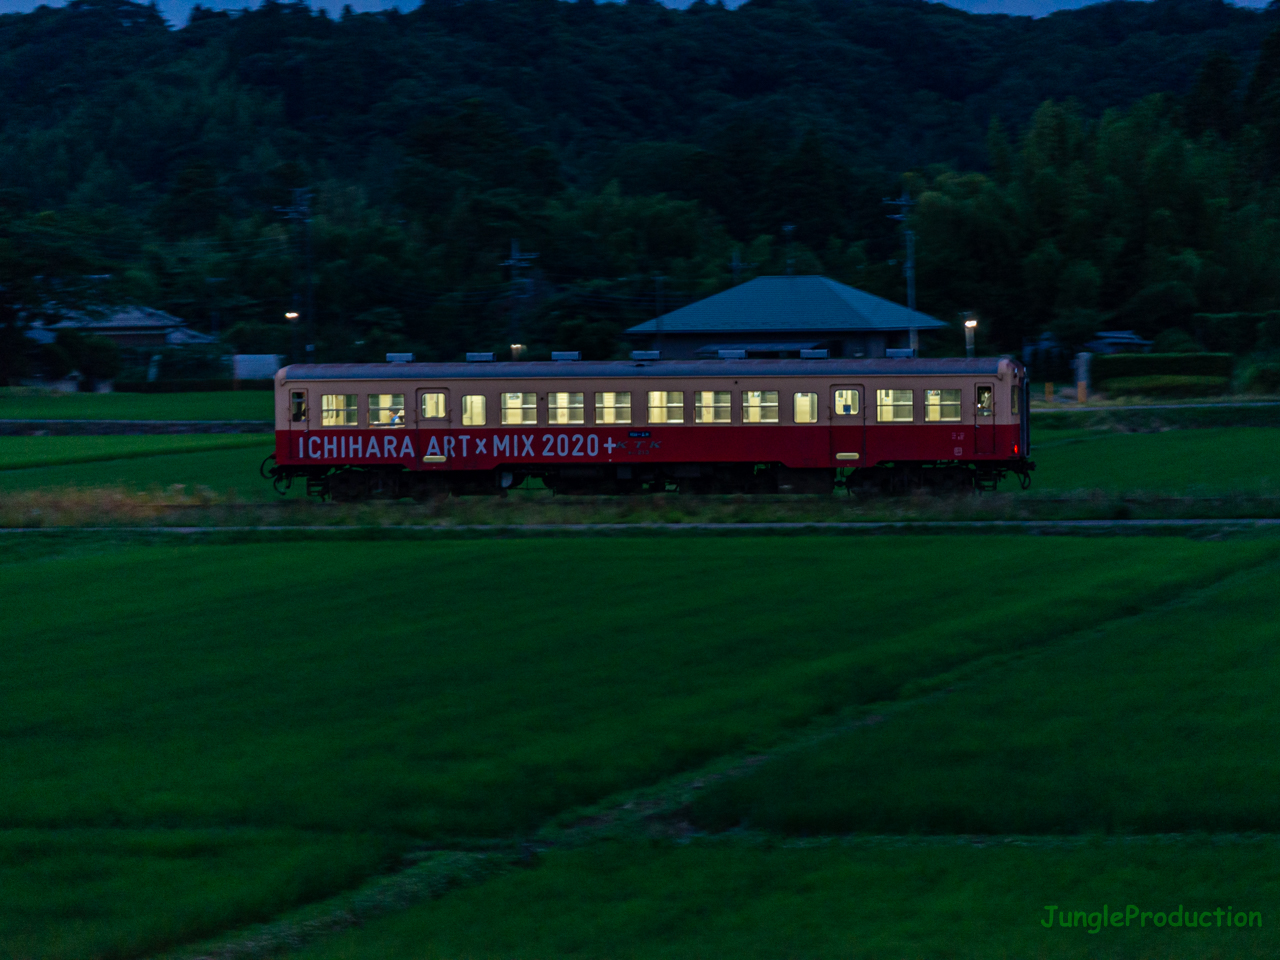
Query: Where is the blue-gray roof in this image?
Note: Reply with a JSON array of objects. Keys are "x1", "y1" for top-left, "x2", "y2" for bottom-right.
[
  {"x1": 282, "y1": 358, "x2": 1005, "y2": 381},
  {"x1": 626, "y1": 276, "x2": 947, "y2": 335}
]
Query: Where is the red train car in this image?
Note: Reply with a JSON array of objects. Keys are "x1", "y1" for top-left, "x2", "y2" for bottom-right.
[{"x1": 265, "y1": 357, "x2": 1033, "y2": 499}]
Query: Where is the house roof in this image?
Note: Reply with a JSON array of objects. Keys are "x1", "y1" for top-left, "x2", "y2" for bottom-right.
[
  {"x1": 626, "y1": 276, "x2": 947, "y2": 335},
  {"x1": 53, "y1": 306, "x2": 187, "y2": 331},
  {"x1": 42, "y1": 307, "x2": 219, "y2": 346}
]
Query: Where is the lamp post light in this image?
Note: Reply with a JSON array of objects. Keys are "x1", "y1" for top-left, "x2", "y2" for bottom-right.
[
  {"x1": 286, "y1": 311, "x2": 300, "y2": 364},
  {"x1": 964, "y1": 314, "x2": 978, "y2": 359}
]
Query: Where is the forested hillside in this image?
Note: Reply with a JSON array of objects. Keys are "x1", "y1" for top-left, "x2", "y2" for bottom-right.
[{"x1": 0, "y1": 0, "x2": 1277, "y2": 374}]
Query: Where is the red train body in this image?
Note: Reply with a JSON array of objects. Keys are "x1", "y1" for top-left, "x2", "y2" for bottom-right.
[{"x1": 267, "y1": 357, "x2": 1033, "y2": 499}]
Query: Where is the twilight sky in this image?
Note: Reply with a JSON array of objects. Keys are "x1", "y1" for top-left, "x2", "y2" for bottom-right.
[{"x1": 0, "y1": 0, "x2": 1269, "y2": 31}]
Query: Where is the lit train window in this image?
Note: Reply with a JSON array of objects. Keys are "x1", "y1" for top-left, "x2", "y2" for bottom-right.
[
  {"x1": 549, "y1": 392, "x2": 585, "y2": 424},
  {"x1": 648, "y1": 391, "x2": 684, "y2": 424},
  {"x1": 834, "y1": 389, "x2": 859, "y2": 416},
  {"x1": 742, "y1": 390, "x2": 779, "y2": 423},
  {"x1": 876, "y1": 389, "x2": 914, "y2": 422},
  {"x1": 462, "y1": 395, "x2": 486, "y2": 426},
  {"x1": 976, "y1": 386, "x2": 994, "y2": 417},
  {"x1": 695, "y1": 390, "x2": 731, "y2": 423},
  {"x1": 421, "y1": 393, "x2": 447, "y2": 419},
  {"x1": 594, "y1": 392, "x2": 631, "y2": 424},
  {"x1": 368, "y1": 394, "x2": 406, "y2": 428},
  {"x1": 321, "y1": 394, "x2": 358, "y2": 427},
  {"x1": 924, "y1": 389, "x2": 962, "y2": 422},
  {"x1": 502, "y1": 392, "x2": 538, "y2": 424},
  {"x1": 794, "y1": 392, "x2": 818, "y2": 423}
]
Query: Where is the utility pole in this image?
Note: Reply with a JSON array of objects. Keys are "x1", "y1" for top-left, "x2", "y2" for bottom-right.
[
  {"x1": 501, "y1": 239, "x2": 538, "y2": 358},
  {"x1": 654, "y1": 274, "x2": 665, "y2": 358},
  {"x1": 884, "y1": 190, "x2": 918, "y2": 354},
  {"x1": 277, "y1": 188, "x2": 314, "y2": 361}
]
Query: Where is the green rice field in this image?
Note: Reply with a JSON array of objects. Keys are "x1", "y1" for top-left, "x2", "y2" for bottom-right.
[
  {"x1": 689, "y1": 557, "x2": 1280, "y2": 835},
  {"x1": 288, "y1": 840, "x2": 1280, "y2": 960},
  {"x1": 0, "y1": 435, "x2": 268, "y2": 471},
  {"x1": 1, "y1": 425, "x2": 1279, "y2": 505},
  {"x1": 0, "y1": 438, "x2": 282, "y2": 500},
  {"x1": 0, "y1": 389, "x2": 272, "y2": 421},
  {"x1": 4, "y1": 535, "x2": 1277, "y2": 958},
  {"x1": 1025, "y1": 426, "x2": 1280, "y2": 494}
]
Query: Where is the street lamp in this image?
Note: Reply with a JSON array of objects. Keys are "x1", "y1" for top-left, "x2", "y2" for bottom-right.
[
  {"x1": 286, "y1": 312, "x2": 300, "y2": 364},
  {"x1": 964, "y1": 314, "x2": 978, "y2": 359}
]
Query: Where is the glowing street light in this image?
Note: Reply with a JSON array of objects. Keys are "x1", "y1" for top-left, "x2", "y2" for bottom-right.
[
  {"x1": 285, "y1": 311, "x2": 299, "y2": 321},
  {"x1": 964, "y1": 314, "x2": 978, "y2": 359}
]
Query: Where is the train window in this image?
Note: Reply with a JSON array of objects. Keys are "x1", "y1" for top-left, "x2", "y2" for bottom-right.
[
  {"x1": 924, "y1": 389, "x2": 962, "y2": 422},
  {"x1": 834, "y1": 389, "x2": 859, "y2": 416},
  {"x1": 648, "y1": 390, "x2": 684, "y2": 424},
  {"x1": 549, "y1": 392, "x2": 585, "y2": 424},
  {"x1": 421, "y1": 393, "x2": 447, "y2": 419},
  {"x1": 876, "y1": 389, "x2": 914, "y2": 422},
  {"x1": 742, "y1": 390, "x2": 779, "y2": 423},
  {"x1": 695, "y1": 390, "x2": 732, "y2": 423},
  {"x1": 594, "y1": 392, "x2": 631, "y2": 424},
  {"x1": 976, "y1": 386, "x2": 994, "y2": 417},
  {"x1": 368, "y1": 393, "x2": 406, "y2": 428},
  {"x1": 290, "y1": 391, "x2": 307, "y2": 423},
  {"x1": 502, "y1": 392, "x2": 538, "y2": 424},
  {"x1": 794, "y1": 392, "x2": 818, "y2": 423},
  {"x1": 462, "y1": 394, "x2": 487, "y2": 426},
  {"x1": 1011, "y1": 385, "x2": 1021, "y2": 417},
  {"x1": 321, "y1": 394, "x2": 358, "y2": 427}
]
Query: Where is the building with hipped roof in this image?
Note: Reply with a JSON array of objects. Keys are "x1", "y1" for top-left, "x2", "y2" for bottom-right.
[
  {"x1": 625, "y1": 275, "x2": 947, "y2": 359},
  {"x1": 26, "y1": 306, "x2": 219, "y2": 349}
]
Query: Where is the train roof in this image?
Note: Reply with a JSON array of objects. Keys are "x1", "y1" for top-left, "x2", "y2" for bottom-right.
[{"x1": 280, "y1": 357, "x2": 1015, "y2": 381}]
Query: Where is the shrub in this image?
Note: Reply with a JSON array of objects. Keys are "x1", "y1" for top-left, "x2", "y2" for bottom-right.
[
  {"x1": 1195, "y1": 311, "x2": 1280, "y2": 354},
  {"x1": 1092, "y1": 352, "x2": 1233, "y2": 382},
  {"x1": 1150, "y1": 328, "x2": 1203, "y2": 353},
  {"x1": 1100, "y1": 375, "x2": 1229, "y2": 398},
  {"x1": 113, "y1": 379, "x2": 273, "y2": 393},
  {"x1": 1244, "y1": 363, "x2": 1280, "y2": 394}
]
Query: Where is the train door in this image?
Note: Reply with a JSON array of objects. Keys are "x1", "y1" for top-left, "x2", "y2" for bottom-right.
[
  {"x1": 830, "y1": 384, "x2": 865, "y2": 464},
  {"x1": 974, "y1": 384, "x2": 995, "y2": 455},
  {"x1": 415, "y1": 387, "x2": 451, "y2": 426},
  {"x1": 288, "y1": 388, "x2": 309, "y2": 430}
]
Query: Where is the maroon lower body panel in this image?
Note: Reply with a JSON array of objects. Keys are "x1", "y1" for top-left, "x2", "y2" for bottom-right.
[{"x1": 275, "y1": 423, "x2": 1024, "y2": 470}]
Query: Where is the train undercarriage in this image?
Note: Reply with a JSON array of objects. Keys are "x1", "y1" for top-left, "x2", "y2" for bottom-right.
[{"x1": 265, "y1": 458, "x2": 1034, "y2": 502}]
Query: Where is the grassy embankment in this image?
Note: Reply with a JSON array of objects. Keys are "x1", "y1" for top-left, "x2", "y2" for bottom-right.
[{"x1": 3, "y1": 536, "x2": 1273, "y2": 958}]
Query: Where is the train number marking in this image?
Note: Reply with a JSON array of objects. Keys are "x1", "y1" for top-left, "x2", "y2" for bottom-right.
[{"x1": 571, "y1": 434, "x2": 584, "y2": 456}]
